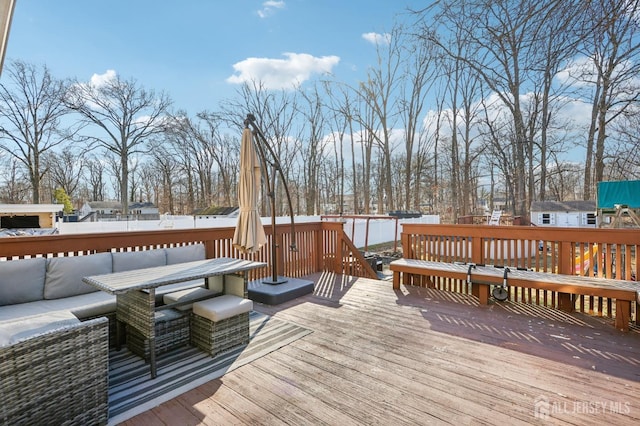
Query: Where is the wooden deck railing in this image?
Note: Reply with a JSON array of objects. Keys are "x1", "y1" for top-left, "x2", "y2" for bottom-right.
[
  {"x1": 0, "y1": 221, "x2": 378, "y2": 281},
  {"x1": 400, "y1": 223, "x2": 640, "y2": 321}
]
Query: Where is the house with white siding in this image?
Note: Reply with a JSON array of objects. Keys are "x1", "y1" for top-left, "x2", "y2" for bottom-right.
[{"x1": 530, "y1": 200, "x2": 597, "y2": 228}]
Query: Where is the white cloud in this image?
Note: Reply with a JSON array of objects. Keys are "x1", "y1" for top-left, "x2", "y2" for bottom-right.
[
  {"x1": 226, "y1": 52, "x2": 340, "y2": 90},
  {"x1": 362, "y1": 32, "x2": 391, "y2": 45},
  {"x1": 258, "y1": 0, "x2": 285, "y2": 18},
  {"x1": 555, "y1": 56, "x2": 597, "y2": 87},
  {"x1": 89, "y1": 69, "x2": 117, "y2": 87}
]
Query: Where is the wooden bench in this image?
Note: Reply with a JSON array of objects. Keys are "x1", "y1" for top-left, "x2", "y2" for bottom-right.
[{"x1": 390, "y1": 258, "x2": 640, "y2": 331}]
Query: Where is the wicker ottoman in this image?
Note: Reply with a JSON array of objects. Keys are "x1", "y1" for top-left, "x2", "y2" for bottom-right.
[
  {"x1": 126, "y1": 308, "x2": 190, "y2": 360},
  {"x1": 190, "y1": 295, "x2": 253, "y2": 356}
]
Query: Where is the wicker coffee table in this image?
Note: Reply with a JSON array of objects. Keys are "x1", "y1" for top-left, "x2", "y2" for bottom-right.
[{"x1": 83, "y1": 257, "x2": 266, "y2": 378}]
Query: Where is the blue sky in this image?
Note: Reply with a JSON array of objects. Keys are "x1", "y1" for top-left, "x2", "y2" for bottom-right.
[{"x1": 6, "y1": 0, "x2": 422, "y2": 114}]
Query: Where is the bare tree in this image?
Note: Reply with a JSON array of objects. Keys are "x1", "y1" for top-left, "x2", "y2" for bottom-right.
[
  {"x1": 104, "y1": 152, "x2": 122, "y2": 203},
  {"x1": 162, "y1": 114, "x2": 197, "y2": 212},
  {"x1": 423, "y1": 89, "x2": 447, "y2": 214},
  {"x1": 355, "y1": 98, "x2": 377, "y2": 213},
  {"x1": 608, "y1": 108, "x2": 640, "y2": 180},
  {"x1": 436, "y1": 46, "x2": 483, "y2": 219},
  {"x1": 579, "y1": 0, "x2": 640, "y2": 198},
  {"x1": 221, "y1": 81, "x2": 301, "y2": 216},
  {"x1": 192, "y1": 112, "x2": 239, "y2": 207},
  {"x1": 297, "y1": 84, "x2": 329, "y2": 214},
  {"x1": 357, "y1": 26, "x2": 402, "y2": 212},
  {"x1": 399, "y1": 30, "x2": 436, "y2": 211},
  {"x1": 85, "y1": 157, "x2": 106, "y2": 202},
  {"x1": 323, "y1": 81, "x2": 361, "y2": 213},
  {"x1": 0, "y1": 155, "x2": 30, "y2": 203},
  {"x1": 421, "y1": 0, "x2": 574, "y2": 215},
  {"x1": 528, "y1": 1, "x2": 584, "y2": 201},
  {"x1": 136, "y1": 159, "x2": 162, "y2": 207},
  {"x1": 64, "y1": 72, "x2": 171, "y2": 214},
  {"x1": 0, "y1": 60, "x2": 75, "y2": 203},
  {"x1": 45, "y1": 147, "x2": 86, "y2": 198},
  {"x1": 146, "y1": 138, "x2": 181, "y2": 213}
]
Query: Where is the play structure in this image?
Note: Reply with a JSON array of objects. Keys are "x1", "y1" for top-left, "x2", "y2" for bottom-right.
[
  {"x1": 575, "y1": 243, "x2": 598, "y2": 275},
  {"x1": 597, "y1": 180, "x2": 640, "y2": 228}
]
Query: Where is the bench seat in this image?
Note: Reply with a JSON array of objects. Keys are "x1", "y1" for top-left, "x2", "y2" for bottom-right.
[{"x1": 390, "y1": 258, "x2": 639, "y2": 331}]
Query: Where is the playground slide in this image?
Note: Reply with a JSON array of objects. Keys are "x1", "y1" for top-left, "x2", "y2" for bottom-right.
[{"x1": 575, "y1": 243, "x2": 598, "y2": 275}]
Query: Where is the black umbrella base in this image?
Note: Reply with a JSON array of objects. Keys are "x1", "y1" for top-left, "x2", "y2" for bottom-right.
[{"x1": 248, "y1": 277, "x2": 314, "y2": 305}]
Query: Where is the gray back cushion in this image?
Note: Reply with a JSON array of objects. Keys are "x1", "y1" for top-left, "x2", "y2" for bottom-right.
[
  {"x1": 165, "y1": 244, "x2": 206, "y2": 265},
  {"x1": 112, "y1": 249, "x2": 166, "y2": 272},
  {"x1": 44, "y1": 252, "x2": 113, "y2": 300},
  {"x1": 0, "y1": 258, "x2": 47, "y2": 306}
]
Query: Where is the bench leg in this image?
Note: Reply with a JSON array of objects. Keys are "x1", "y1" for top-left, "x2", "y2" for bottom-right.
[
  {"x1": 615, "y1": 300, "x2": 631, "y2": 332},
  {"x1": 423, "y1": 276, "x2": 436, "y2": 289},
  {"x1": 393, "y1": 271, "x2": 400, "y2": 290},
  {"x1": 557, "y1": 293, "x2": 574, "y2": 312},
  {"x1": 476, "y1": 283, "x2": 490, "y2": 305}
]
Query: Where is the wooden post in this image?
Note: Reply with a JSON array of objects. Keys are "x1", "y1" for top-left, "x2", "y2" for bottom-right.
[
  {"x1": 364, "y1": 217, "x2": 370, "y2": 252},
  {"x1": 315, "y1": 227, "x2": 324, "y2": 273},
  {"x1": 204, "y1": 240, "x2": 215, "y2": 260},
  {"x1": 335, "y1": 228, "x2": 344, "y2": 274},
  {"x1": 392, "y1": 271, "x2": 400, "y2": 290},
  {"x1": 558, "y1": 241, "x2": 574, "y2": 276},
  {"x1": 477, "y1": 283, "x2": 490, "y2": 305},
  {"x1": 557, "y1": 293, "x2": 574, "y2": 312},
  {"x1": 615, "y1": 300, "x2": 631, "y2": 331},
  {"x1": 471, "y1": 237, "x2": 483, "y2": 298},
  {"x1": 401, "y1": 232, "x2": 410, "y2": 258}
]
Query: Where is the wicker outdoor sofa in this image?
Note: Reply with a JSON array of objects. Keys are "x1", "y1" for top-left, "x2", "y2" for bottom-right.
[
  {"x1": 0, "y1": 244, "x2": 207, "y2": 425},
  {"x1": 0, "y1": 316, "x2": 109, "y2": 425}
]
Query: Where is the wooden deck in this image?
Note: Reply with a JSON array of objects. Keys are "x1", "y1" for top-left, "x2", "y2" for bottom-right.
[{"x1": 121, "y1": 272, "x2": 640, "y2": 425}]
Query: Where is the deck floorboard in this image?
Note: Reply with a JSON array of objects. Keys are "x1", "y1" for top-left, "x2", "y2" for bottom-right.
[{"x1": 120, "y1": 273, "x2": 640, "y2": 425}]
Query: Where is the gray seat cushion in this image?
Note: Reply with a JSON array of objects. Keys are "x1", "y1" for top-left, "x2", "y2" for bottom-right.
[
  {"x1": 0, "y1": 292, "x2": 116, "y2": 323},
  {"x1": 0, "y1": 311, "x2": 81, "y2": 346},
  {"x1": 44, "y1": 252, "x2": 113, "y2": 299},
  {"x1": 148, "y1": 279, "x2": 204, "y2": 304},
  {"x1": 165, "y1": 244, "x2": 206, "y2": 265},
  {"x1": 112, "y1": 249, "x2": 166, "y2": 272},
  {"x1": 0, "y1": 258, "x2": 47, "y2": 306},
  {"x1": 192, "y1": 295, "x2": 253, "y2": 322},
  {"x1": 163, "y1": 286, "x2": 218, "y2": 311}
]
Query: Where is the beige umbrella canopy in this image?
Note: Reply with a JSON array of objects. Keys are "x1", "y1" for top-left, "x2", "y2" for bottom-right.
[{"x1": 233, "y1": 127, "x2": 268, "y2": 253}]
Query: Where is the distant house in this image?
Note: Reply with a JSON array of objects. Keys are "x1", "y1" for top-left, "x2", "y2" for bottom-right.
[
  {"x1": 79, "y1": 201, "x2": 159, "y2": 221},
  {"x1": 79, "y1": 201, "x2": 120, "y2": 217},
  {"x1": 530, "y1": 200, "x2": 597, "y2": 228},
  {"x1": 193, "y1": 206, "x2": 239, "y2": 219},
  {"x1": 0, "y1": 203, "x2": 63, "y2": 229},
  {"x1": 129, "y1": 202, "x2": 159, "y2": 215}
]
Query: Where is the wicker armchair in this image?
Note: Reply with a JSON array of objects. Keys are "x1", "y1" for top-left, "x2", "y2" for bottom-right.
[{"x1": 0, "y1": 317, "x2": 109, "y2": 426}]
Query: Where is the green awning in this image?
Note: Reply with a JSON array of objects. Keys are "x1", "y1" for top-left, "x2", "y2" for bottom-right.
[{"x1": 597, "y1": 180, "x2": 640, "y2": 209}]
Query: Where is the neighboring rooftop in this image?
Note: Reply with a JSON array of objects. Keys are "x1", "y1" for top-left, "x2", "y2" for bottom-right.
[
  {"x1": 530, "y1": 200, "x2": 596, "y2": 212},
  {"x1": 194, "y1": 206, "x2": 239, "y2": 216}
]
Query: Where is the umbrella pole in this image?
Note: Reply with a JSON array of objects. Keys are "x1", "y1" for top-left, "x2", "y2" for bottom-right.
[
  {"x1": 268, "y1": 164, "x2": 282, "y2": 284},
  {"x1": 242, "y1": 114, "x2": 314, "y2": 305},
  {"x1": 245, "y1": 114, "x2": 295, "y2": 285}
]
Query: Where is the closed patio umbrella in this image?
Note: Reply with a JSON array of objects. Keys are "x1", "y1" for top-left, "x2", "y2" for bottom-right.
[{"x1": 233, "y1": 127, "x2": 267, "y2": 254}]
